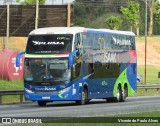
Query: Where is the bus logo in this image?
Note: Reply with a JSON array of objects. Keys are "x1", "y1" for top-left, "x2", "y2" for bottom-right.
[
  {"x1": 35, "y1": 87, "x2": 56, "y2": 91},
  {"x1": 32, "y1": 41, "x2": 64, "y2": 45},
  {"x1": 102, "y1": 81, "x2": 107, "y2": 86},
  {"x1": 112, "y1": 36, "x2": 131, "y2": 46}
]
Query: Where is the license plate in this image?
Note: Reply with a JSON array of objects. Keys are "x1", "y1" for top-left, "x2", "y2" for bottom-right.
[{"x1": 42, "y1": 96, "x2": 50, "y2": 100}]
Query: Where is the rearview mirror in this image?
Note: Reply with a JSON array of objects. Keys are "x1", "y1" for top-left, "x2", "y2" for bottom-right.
[
  {"x1": 68, "y1": 50, "x2": 78, "y2": 68},
  {"x1": 16, "y1": 52, "x2": 25, "y2": 67}
]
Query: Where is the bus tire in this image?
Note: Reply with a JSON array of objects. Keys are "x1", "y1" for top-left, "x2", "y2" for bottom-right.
[
  {"x1": 115, "y1": 86, "x2": 123, "y2": 102},
  {"x1": 76, "y1": 88, "x2": 88, "y2": 105},
  {"x1": 37, "y1": 101, "x2": 47, "y2": 106},
  {"x1": 122, "y1": 85, "x2": 128, "y2": 102}
]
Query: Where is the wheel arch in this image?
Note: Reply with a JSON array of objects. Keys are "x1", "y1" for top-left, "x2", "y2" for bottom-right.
[{"x1": 83, "y1": 84, "x2": 88, "y2": 91}]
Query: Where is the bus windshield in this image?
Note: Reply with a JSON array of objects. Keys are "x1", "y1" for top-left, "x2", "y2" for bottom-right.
[
  {"x1": 26, "y1": 34, "x2": 73, "y2": 54},
  {"x1": 24, "y1": 58, "x2": 71, "y2": 85}
]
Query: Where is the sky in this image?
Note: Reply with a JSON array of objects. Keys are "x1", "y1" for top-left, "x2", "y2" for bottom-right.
[{"x1": 0, "y1": 0, "x2": 75, "y2": 5}]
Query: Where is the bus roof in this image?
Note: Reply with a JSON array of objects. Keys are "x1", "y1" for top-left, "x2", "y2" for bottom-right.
[
  {"x1": 29, "y1": 27, "x2": 85, "y2": 35},
  {"x1": 29, "y1": 27, "x2": 135, "y2": 36}
]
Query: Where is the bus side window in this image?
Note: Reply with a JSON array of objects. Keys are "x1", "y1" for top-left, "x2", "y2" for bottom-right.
[
  {"x1": 89, "y1": 63, "x2": 94, "y2": 74},
  {"x1": 130, "y1": 37, "x2": 135, "y2": 50},
  {"x1": 75, "y1": 33, "x2": 83, "y2": 59},
  {"x1": 72, "y1": 62, "x2": 81, "y2": 80},
  {"x1": 74, "y1": 33, "x2": 81, "y2": 50}
]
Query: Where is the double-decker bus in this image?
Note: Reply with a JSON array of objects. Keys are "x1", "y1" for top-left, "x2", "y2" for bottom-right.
[{"x1": 16, "y1": 27, "x2": 137, "y2": 106}]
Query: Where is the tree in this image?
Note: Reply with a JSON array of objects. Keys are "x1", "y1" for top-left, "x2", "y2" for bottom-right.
[
  {"x1": 153, "y1": 1, "x2": 160, "y2": 34},
  {"x1": 148, "y1": 0, "x2": 155, "y2": 36},
  {"x1": 73, "y1": 0, "x2": 113, "y2": 27},
  {"x1": 120, "y1": 1, "x2": 140, "y2": 36},
  {"x1": 105, "y1": 16, "x2": 123, "y2": 30},
  {"x1": 74, "y1": 4, "x2": 88, "y2": 27},
  {"x1": 154, "y1": 1, "x2": 160, "y2": 23},
  {"x1": 16, "y1": 0, "x2": 46, "y2": 5}
]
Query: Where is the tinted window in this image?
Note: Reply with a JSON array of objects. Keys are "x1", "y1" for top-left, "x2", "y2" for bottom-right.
[
  {"x1": 82, "y1": 32, "x2": 135, "y2": 51},
  {"x1": 110, "y1": 35, "x2": 135, "y2": 50},
  {"x1": 24, "y1": 58, "x2": 71, "y2": 85},
  {"x1": 94, "y1": 63, "x2": 120, "y2": 78},
  {"x1": 26, "y1": 34, "x2": 73, "y2": 54}
]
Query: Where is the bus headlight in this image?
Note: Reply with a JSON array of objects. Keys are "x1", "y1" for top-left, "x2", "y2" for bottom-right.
[{"x1": 25, "y1": 88, "x2": 34, "y2": 94}]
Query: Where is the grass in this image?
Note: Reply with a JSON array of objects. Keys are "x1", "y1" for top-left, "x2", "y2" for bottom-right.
[
  {"x1": 0, "y1": 79, "x2": 23, "y2": 90},
  {"x1": 136, "y1": 89, "x2": 159, "y2": 96},
  {"x1": 136, "y1": 65, "x2": 160, "y2": 96},
  {"x1": 136, "y1": 36, "x2": 160, "y2": 43},
  {"x1": 0, "y1": 79, "x2": 23, "y2": 103},
  {"x1": 137, "y1": 65, "x2": 160, "y2": 84},
  {"x1": 136, "y1": 36, "x2": 160, "y2": 84}
]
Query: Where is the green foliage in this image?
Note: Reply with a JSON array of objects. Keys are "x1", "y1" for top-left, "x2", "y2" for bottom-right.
[
  {"x1": 154, "y1": 1, "x2": 160, "y2": 23},
  {"x1": 153, "y1": 1, "x2": 160, "y2": 34},
  {"x1": 74, "y1": 4, "x2": 89, "y2": 27},
  {"x1": 87, "y1": 14, "x2": 109, "y2": 29},
  {"x1": 86, "y1": 13, "x2": 130, "y2": 31},
  {"x1": 105, "y1": 16, "x2": 123, "y2": 30},
  {"x1": 120, "y1": 1, "x2": 140, "y2": 27},
  {"x1": 120, "y1": 1, "x2": 140, "y2": 36},
  {"x1": 16, "y1": 0, "x2": 46, "y2": 5},
  {"x1": 73, "y1": 0, "x2": 111, "y2": 27}
]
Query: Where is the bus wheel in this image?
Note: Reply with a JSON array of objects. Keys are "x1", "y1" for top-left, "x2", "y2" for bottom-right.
[
  {"x1": 37, "y1": 101, "x2": 47, "y2": 106},
  {"x1": 76, "y1": 88, "x2": 88, "y2": 105},
  {"x1": 115, "y1": 86, "x2": 123, "y2": 102},
  {"x1": 122, "y1": 86, "x2": 128, "y2": 102}
]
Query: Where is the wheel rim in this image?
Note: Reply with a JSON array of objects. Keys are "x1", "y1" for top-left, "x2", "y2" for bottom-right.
[
  {"x1": 116, "y1": 88, "x2": 120, "y2": 102},
  {"x1": 123, "y1": 87, "x2": 127, "y2": 100},
  {"x1": 82, "y1": 91, "x2": 85, "y2": 104}
]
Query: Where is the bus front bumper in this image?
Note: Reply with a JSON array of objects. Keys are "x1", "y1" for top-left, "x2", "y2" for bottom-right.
[{"x1": 24, "y1": 86, "x2": 81, "y2": 101}]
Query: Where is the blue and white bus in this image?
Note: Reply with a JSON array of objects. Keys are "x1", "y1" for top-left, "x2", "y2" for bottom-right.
[{"x1": 16, "y1": 27, "x2": 137, "y2": 106}]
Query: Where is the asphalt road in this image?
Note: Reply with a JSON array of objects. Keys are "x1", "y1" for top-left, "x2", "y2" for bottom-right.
[{"x1": 0, "y1": 96, "x2": 160, "y2": 117}]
